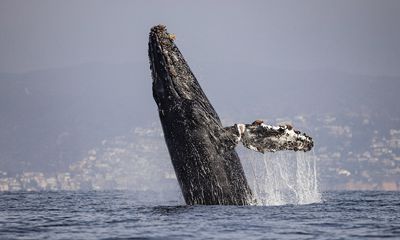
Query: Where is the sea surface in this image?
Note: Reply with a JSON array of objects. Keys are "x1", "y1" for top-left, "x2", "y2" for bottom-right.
[{"x1": 0, "y1": 191, "x2": 399, "y2": 240}]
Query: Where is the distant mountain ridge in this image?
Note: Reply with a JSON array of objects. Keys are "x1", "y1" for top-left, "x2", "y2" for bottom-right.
[{"x1": 1, "y1": 63, "x2": 399, "y2": 175}]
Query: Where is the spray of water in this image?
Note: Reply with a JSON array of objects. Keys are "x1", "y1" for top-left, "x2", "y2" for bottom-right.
[{"x1": 242, "y1": 149, "x2": 321, "y2": 206}]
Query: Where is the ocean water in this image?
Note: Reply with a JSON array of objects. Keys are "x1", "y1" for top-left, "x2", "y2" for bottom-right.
[{"x1": 1, "y1": 191, "x2": 399, "y2": 240}]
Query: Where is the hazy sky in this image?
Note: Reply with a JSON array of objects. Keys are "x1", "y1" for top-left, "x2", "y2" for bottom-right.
[{"x1": 1, "y1": 0, "x2": 399, "y2": 76}]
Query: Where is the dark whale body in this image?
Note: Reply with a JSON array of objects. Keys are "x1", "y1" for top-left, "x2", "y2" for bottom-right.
[
  {"x1": 149, "y1": 25, "x2": 252, "y2": 205},
  {"x1": 148, "y1": 25, "x2": 314, "y2": 205}
]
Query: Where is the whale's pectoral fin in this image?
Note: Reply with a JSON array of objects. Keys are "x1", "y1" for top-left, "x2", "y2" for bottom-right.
[{"x1": 223, "y1": 120, "x2": 314, "y2": 153}]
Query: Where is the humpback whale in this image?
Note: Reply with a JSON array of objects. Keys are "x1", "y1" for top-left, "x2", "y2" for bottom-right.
[{"x1": 148, "y1": 25, "x2": 313, "y2": 205}]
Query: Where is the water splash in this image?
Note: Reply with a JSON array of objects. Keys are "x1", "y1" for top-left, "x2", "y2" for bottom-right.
[{"x1": 243, "y1": 150, "x2": 321, "y2": 206}]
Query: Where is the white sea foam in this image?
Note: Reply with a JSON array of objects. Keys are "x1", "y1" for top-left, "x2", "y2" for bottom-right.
[{"x1": 242, "y1": 150, "x2": 321, "y2": 206}]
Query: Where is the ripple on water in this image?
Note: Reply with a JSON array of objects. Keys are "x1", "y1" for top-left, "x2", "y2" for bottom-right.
[{"x1": 0, "y1": 191, "x2": 399, "y2": 240}]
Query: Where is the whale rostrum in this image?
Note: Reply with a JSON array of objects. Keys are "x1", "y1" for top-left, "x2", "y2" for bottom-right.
[{"x1": 148, "y1": 25, "x2": 314, "y2": 205}]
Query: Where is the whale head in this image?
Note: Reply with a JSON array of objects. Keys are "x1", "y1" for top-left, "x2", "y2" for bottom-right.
[{"x1": 148, "y1": 25, "x2": 220, "y2": 120}]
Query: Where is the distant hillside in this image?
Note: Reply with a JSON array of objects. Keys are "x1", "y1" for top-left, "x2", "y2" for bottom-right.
[
  {"x1": 0, "y1": 63, "x2": 155, "y2": 174},
  {"x1": 0, "y1": 63, "x2": 399, "y2": 175},
  {"x1": 196, "y1": 62, "x2": 400, "y2": 120}
]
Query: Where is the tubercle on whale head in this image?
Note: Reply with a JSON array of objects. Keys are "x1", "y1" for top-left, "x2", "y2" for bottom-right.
[
  {"x1": 148, "y1": 25, "x2": 177, "y2": 106},
  {"x1": 149, "y1": 24, "x2": 200, "y2": 109}
]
